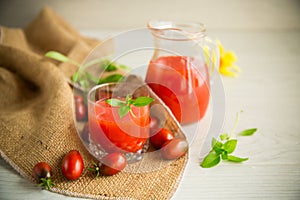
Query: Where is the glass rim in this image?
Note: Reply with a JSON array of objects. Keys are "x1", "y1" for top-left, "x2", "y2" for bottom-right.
[
  {"x1": 147, "y1": 19, "x2": 206, "y2": 41},
  {"x1": 88, "y1": 82, "x2": 115, "y2": 106},
  {"x1": 87, "y1": 82, "x2": 150, "y2": 109}
]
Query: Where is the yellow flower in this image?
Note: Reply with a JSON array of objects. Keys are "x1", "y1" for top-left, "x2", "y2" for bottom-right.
[{"x1": 217, "y1": 40, "x2": 240, "y2": 77}]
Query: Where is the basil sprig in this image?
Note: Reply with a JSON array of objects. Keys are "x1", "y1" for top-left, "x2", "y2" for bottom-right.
[
  {"x1": 45, "y1": 51, "x2": 131, "y2": 91},
  {"x1": 106, "y1": 95, "x2": 153, "y2": 118},
  {"x1": 201, "y1": 111, "x2": 257, "y2": 168}
]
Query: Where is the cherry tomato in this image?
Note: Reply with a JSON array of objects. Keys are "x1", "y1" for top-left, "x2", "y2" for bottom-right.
[
  {"x1": 160, "y1": 138, "x2": 188, "y2": 160},
  {"x1": 74, "y1": 95, "x2": 84, "y2": 103},
  {"x1": 61, "y1": 150, "x2": 84, "y2": 180},
  {"x1": 32, "y1": 162, "x2": 52, "y2": 182},
  {"x1": 74, "y1": 95, "x2": 87, "y2": 121},
  {"x1": 150, "y1": 128, "x2": 174, "y2": 149},
  {"x1": 100, "y1": 153, "x2": 126, "y2": 176},
  {"x1": 149, "y1": 116, "x2": 160, "y2": 134},
  {"x1": 32, "y1": 162, "x2": 54, "y2": 190},
  {"x1": 75, "y1": 102, "x2": 87, "y2": 121}
]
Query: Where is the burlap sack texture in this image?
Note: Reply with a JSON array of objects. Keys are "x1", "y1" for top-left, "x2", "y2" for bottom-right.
[{"x1": 0, "y1": 7, "x2": 188, "y2": 200}]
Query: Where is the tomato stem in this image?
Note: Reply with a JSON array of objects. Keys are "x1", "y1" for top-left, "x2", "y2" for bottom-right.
[
  {"x1": 88, "y1": 162, "x2": 101, "y2": 178},
  {"x1": 38, "y1": 178, "x2": 55, "y2": 190}
]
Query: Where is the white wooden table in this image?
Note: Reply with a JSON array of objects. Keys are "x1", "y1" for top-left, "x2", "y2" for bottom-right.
[{"x1": 1, "y1": 1, "x2": 300, "y2": 199}]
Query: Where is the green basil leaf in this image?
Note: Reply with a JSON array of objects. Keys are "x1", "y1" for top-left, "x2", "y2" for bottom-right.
[
  {"x1": 101, "y1": 60, "x2": 118, "y2": 72},
  {"x1": 211, "y1": 137, "x2": 217, "y2": 147},
  {"x1": 106, "y1": 99, "x2": 126, "y2": 107},
  {"x1": 99, "y1": 60, "x2": 131, "y2": 72},
  {"x1": 223, "y1": 139, "x2": 237, "y2": 154},
  {"x1": 118, "y1": 64, "x2": 131, "y2": 71},
  {"x1": 126, "y1": 95, "x2": 132, "y2": 101},
  {"x1": 238, "y1": 128, "x2": 257, "y2": 136},
  {"x1": 71, "y1": 72, "x2": 80, "y2": 82},
  {"x1": 98, "y1": 74, "x2": 124, "y2": 84},
  {"x1": 45, "y1": 51, "x2": 69, "y2": 62},
  {"x1": 119, "y1": 105, "x2": 130, "y2": 118},
  {"x1": 212, "y1": 138, "x2": 224, "y2": 153},
  {"x1": 220, "y1": 133, "x2": 229, "y2": 141},
  {"x1": 227, "y1": 155, "x2": 248, "y2": 162},
  {"x1": 132, "y1": 97, "x2": 153, "y2": 107},
  {"x1": 221, "y1": 151, "x2": 228, "y2": 160},
  {"x1": 106, "y1": 63, "x2": 118, "y2": 72},
  {"x1": 201, "y1": 151, "x2": 221, "y2": 168},
  {"x1": 100, "y1": 60, "x2": 117, "y2": 72},
  {"x1": 45, "y1": 51, "x2": 80, "y2": 67}
]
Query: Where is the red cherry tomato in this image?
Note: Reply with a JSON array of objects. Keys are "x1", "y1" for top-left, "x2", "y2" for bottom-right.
[
  {"x1": 150, "y1": 128, "x2": 174, "y2": 149},
  {"x1": 74, "y1": 95, "x2": 87, "y2": 121},
  {"x1": 32, "y1": 162, "x2": 54, "y2": 190},
  {"x1": 32, "y1": 162, "x2": 52, "y2": 182},
  {"x1": 75, "y1": 102, "x2": 87, "y2": 121},
  {"x1": 160, "y1": 138, "x2": 188, "y2": 160},
  {"x1": 74, "y1": 95, "x2": 84, "y2": 103},
  {"x1": 61, "y1": 150, "x2": 84, "y2": 180},
  {"x1": 100, "y1": 153, "x2": 126, "y2": 176}
]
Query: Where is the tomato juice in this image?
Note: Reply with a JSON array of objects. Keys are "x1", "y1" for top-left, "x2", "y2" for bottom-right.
[
  {"x1": 145, "y1": 56, "x2": 210, "y2": 124},
  {"x1": 88, "y1": 99, "x2": 150, "y2": 153}
]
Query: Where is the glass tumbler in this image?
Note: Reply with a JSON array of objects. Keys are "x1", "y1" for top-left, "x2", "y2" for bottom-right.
[{"x1": 87, "y1": 83, "x2": 150, "y2": 163}]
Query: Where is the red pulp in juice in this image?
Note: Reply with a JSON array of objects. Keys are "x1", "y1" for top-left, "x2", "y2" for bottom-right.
[
  {"x1": 89, "y1": 100, "x2": 150, "y2": 153},
  {"x1": 145, "y1": 56, "x2": 210, "y2": 124}
]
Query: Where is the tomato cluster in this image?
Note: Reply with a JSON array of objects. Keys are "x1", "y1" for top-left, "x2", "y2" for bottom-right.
[
  {"x1": 32, "y1": 150, "x2": 128, "y2": 189},
  {"x1": 149, "y1": 116, "x2": 188, "y2": 160},
  {"x1": 32, "y1": 103, "x2": 187, "y2": 190},
  {"x1": 32, "y1": 150, "x2": 85, "y2": 190}
]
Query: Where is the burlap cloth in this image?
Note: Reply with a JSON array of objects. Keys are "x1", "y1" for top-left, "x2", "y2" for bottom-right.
[{"x1": 0, "y1": 7, "x2": 188, "y2": 200}]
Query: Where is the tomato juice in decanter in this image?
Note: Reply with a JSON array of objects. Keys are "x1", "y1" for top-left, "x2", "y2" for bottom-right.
[
  {"x1": 146, "y1": 56, "x2": 209, "y2": 124},
  {"x1": 145, "y1": 20, "x2": 219, "y2": 124}
]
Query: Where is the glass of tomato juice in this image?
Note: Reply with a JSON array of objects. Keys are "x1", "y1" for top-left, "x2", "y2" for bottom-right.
[{"x1": 87, "y1": 83, "x2": 150, "y2": 162}]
